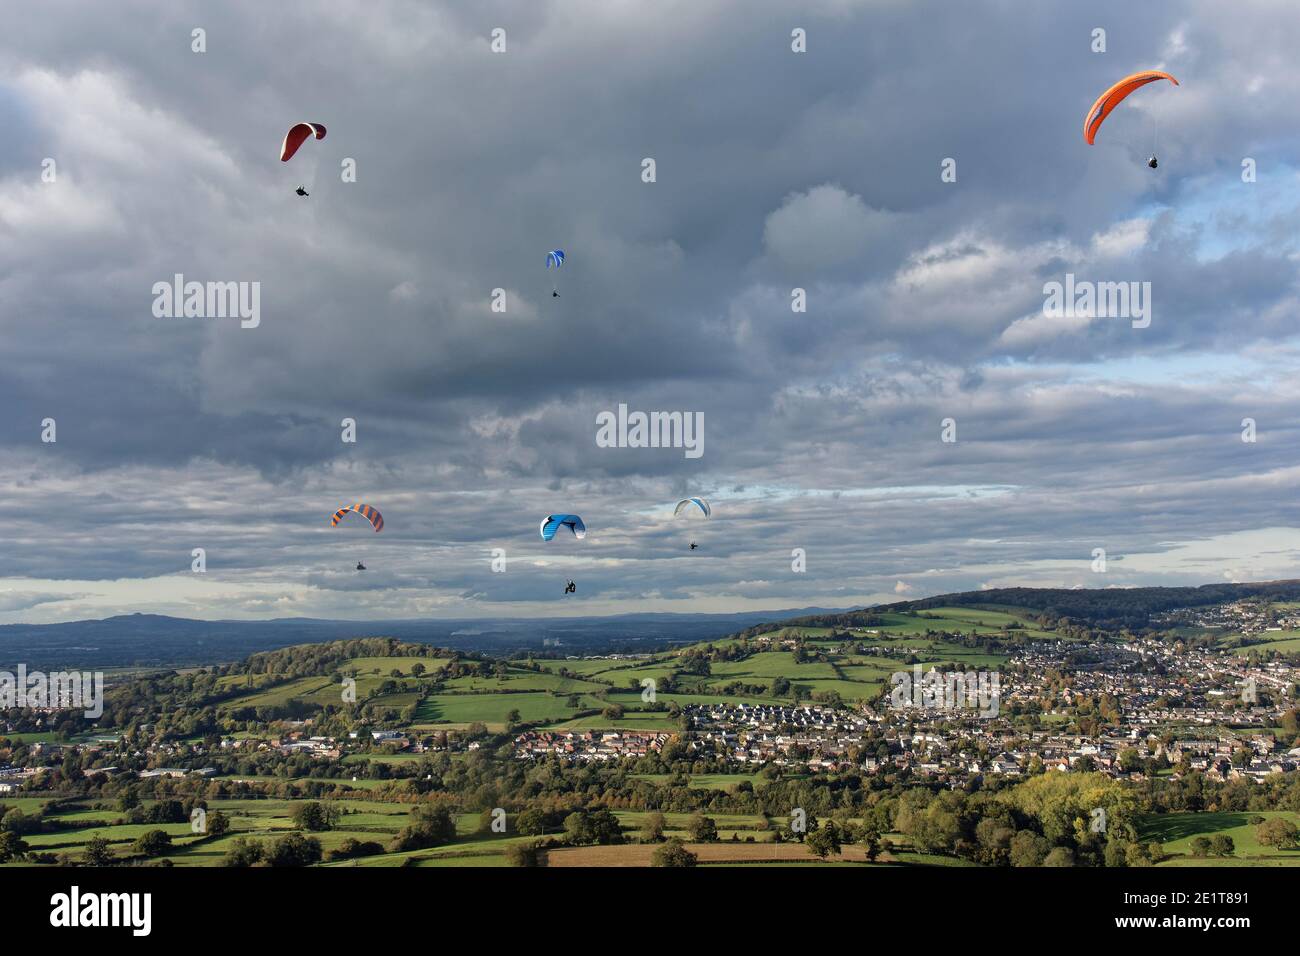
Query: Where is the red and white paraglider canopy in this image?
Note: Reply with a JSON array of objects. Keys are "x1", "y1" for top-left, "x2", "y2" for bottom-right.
[{"x1": 280, "y1": 122, "x2": 327, "y2": 162}]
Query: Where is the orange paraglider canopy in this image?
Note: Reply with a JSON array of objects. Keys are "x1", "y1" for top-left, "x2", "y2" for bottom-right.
[{"x1": 1084, "y1": 71, "x2": 1178, "y2": 145}]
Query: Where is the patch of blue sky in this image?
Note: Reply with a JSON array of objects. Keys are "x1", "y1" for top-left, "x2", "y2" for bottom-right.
[{"x1": 1136, "y1": 162, "x2": 1300, "y2": 262}]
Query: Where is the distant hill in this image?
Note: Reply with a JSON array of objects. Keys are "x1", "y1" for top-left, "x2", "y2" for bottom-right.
[
  {"x1": 766, "y1": 581, "x2": 1300, "y2": 633},
  {"x1": 8, "y1": 578, "x2": 1297, "y2": 673},
  {"x1": 0, "y1": 607, "x2": 849, "y2": 671}
]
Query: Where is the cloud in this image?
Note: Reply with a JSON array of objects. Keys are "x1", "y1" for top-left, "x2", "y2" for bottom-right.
[
  {"x1": 763, "y1": 183, "x2": 897, "y2": 272},
  {"x1": 0, "y1": 590, "x2": 89, "y2": 613},
  {"x1": 1, "y1": 0, "x2": 1299, "y2": 622}
]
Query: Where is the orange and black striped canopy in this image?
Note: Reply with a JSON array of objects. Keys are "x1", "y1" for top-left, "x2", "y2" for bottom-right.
[{"x1": 331, "y1": 503, "x2": 383, "y2": 532}]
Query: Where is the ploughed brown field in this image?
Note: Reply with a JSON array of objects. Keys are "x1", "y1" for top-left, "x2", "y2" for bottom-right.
[{"x1": 541, "y1": 843, "x2": 873, "y2": 866}]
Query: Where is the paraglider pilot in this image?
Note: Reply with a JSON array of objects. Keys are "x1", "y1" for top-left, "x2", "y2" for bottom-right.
[
  {"x1": 296, "y1": 185, "x2": 309, "y2": 196},
  {"x1": 564, "y1": 580, "x2": 576, "y2": 594}
]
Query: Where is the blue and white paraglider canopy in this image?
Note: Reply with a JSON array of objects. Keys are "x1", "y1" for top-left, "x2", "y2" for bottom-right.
[
  {"x1": 546, "y1": 249, "x2": 565, "y2": 269},
  {"x1": 540, "y1": 513, "x2": 586, "y2": 541},
  {"x1": 673, "y1": 497, "x2": 711, "y2": 518}
]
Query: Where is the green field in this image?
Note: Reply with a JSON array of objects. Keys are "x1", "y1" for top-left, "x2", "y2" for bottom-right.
[
  {"x1": 1231, "y1": 633, "x2": 1300, "y2": 655},
  {"x1": 415, "y1": 690, "x2": 605, "y2": 727},
  {"x1": 160, "y1": 620, "x2": 1023, "y2": 736},
  {"x1": 1138, "y1": 811, "x2": 1300, "y2": 866},
  {"x1": 440, "y1": 672, "x2": 606, "y2": 694}
]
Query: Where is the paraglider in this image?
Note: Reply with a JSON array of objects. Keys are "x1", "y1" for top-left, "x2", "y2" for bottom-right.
[
  {"x1": 541, "y1": 514, "x2": 583, "y2": 595},
  {"x1": 1084, "y1": 71, "x2": 1178, "y2": 168},
  {"x1": 547, "y1": 249, "x2": 564, "y2": 297},
  {"x1": 332, "y1": 503, "x2": 382, "y2": 570},
  {"x1": 281, "y1": 122, "x2": 326, "y2": 195},
  {"x1": 540, "y1": 513, "x2": 585, "y2": 540},
  {"x1": 674, "y1": 497, "x2": 710, "y2": 551},
  {"x1": 280, "y1": 122, "x2": 327, "y2": 162}
]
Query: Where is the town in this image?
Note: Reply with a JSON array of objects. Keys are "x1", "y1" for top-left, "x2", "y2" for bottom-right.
[{"x1": 1, "y1": 595, "x2": 1299, "y2": 870}]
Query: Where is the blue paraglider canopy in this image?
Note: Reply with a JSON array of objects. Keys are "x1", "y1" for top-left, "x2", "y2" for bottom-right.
[{"x1": 540, "y1": 513, "x2": 586, "y2": 541}]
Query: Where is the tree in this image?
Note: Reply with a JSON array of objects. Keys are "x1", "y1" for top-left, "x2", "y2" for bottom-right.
[
  {"x1": 1123, "y1": 842, "x2": 1152, "y2": 867},
  {"x1": 651, "y1": 838, "x2": 698, "y2": 867},
  {"x1": 564, "y1": 811, "x2": 595, "y2": 845},
  {"x1": 134, "y1": 829, "x2": 172, "y2": 857},
  {"x1": 516, "y1": 808, "x2": 549, "y2": 836},
  {"x1": 1257, "y1": 817, "x2": 1300, "y2": 850},
  {"x1": 974, "y1": 818, "x2": 1014, "y2": 867},
  {"x1": 146, "y1": 799, "x2": 186, "y2": 824},
  {"x1": 1009, "y1": 831, "x2": 1049, "y2": 867},
  {"x1": 640, "y1": 811, "x2": 667, "y2": 843},
  {"x1": 1103, "y1": 838, "x2": 1129, "y2": 867},
  {"x1": 292, "y1": 801, "x2": 337, "y2": 832},
  {"x1": 904, "y1": 805, "x2": 961, "y2": 854},
  {"x1": 222, "y1": 836, "x2": 265, "y2": 867},
  {"x1": 207, "y1": 810, "x2": 231, "y2": 837},
  {"x1": 506, "y1": 842, "x2": 541, "y2": 867},
  {"x1": 1043, "y1": 846, "x2": 1075, "y2": 867},
  {"x1": 266, "y1": 832, "x2": 322, "y2": 867},
  {"x1": 558, "y1": 808, "x2": 623, "y2": 846},
  {"x1": 806, "y1": 822, "x2": 842, "y2": 859},
  {"x1": 688, "y1": 813, "x2": 718, "y2": 843},
  {"x1": 83, "y1": 836, "x2": 114, "y2": 866},
  {"x1": 389, "y1": 804, "x2": 456, "y2": 852},
  {"x1": 1209, "y1": 834, "x2": 1235, "y2": 858},
  {"x1": 1189, "y1": 836, "x2": 1213, "y2": 858},
  {"x1": 0, "y1": 831, "x2": 28, "y2": 863},
  {"x1": 328, "y1": 838, "x2": 384, "y2": 861}
]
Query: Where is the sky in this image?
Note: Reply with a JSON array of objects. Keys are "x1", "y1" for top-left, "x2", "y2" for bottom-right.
[{"x1": 2, "y1": 0, "x2": 1300, "y2": 623}]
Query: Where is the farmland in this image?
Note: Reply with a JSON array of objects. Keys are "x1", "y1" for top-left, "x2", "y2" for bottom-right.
[
  {"x1": 5, "y1": 597, "x2": 1298, "y2": 872},
  {"x1": 1138, "y1": 811, "x2": 1300, "y2": 866}
]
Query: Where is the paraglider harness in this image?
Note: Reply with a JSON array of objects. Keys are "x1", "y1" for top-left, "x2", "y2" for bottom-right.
[
  {"x1": 689, "y1": 541, "x2": 698, "y2": 550},
  {"x1": 564, "y1": 580, "x2": 576, "y2": 594},
  {"x1": 356, "y1": 562, "x2": 366, "y2": 571},
  {"x1": 296, "y1": 185, "x2": 309, "y2": 196}
]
